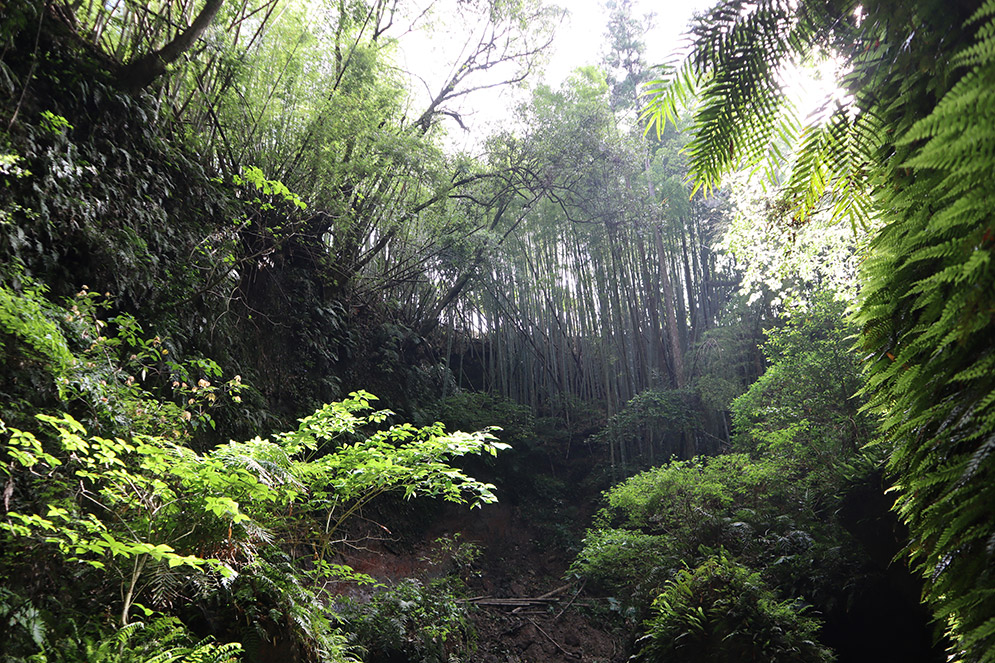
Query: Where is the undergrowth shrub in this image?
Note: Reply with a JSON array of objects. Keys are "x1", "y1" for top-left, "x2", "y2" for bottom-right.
[
  {"x1": 427, "y1": 390, "x2": 591, "y2": 551},
  {"x1": 571, "y1": 296, "x2": 896, "y2": 658},
  {"x1": 59, "y1": 617, "x2": 242, "y2": 663},
  {"x1": 0, "y1": 591, "x2": 241, "y2": 663},
  {"x1": 570, "y1": 454, "x2": 838, "y2": 605},
  {"x1": 340, "y1": 577, "x2": 476, "y2": 663},
  {"x1": 1, "y1": 298, "x2": 506, "y2": 663},
  {"x1": 0, "y1": 279, "x2": 244, "y2": 439},
  {"x1": 220, "y1": 556, "x2": 356, "y2": 663},
  {"x1": 633, "y1": 554, "x2": 833, "y2": 663}
]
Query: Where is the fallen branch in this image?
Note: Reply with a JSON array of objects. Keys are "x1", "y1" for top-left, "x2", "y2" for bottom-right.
[
  {"x1": 473, "y1": 597, "x2": 559, "y2": 608},
  {"x1": 536, "y1": 582, "x2": 574, "y2": 600},
  {"x1": 553, "y1": 579, "x2": 586, "y2": 622},
  {"x1": 465, "y1": 581, "x2": 576, "y2": 610},
  {"x1": 527, "y1": 617, "x2": 580, "y2": 659}
]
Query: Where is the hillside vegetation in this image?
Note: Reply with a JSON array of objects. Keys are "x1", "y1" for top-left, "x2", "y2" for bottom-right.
[{"x1": 2, "y1": 1, "x2": 993, "y2": 662}]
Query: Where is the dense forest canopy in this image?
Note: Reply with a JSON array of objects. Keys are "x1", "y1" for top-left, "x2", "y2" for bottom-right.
[{"x1": 1, "y1": 0, "x2": 993, "y2": 662}]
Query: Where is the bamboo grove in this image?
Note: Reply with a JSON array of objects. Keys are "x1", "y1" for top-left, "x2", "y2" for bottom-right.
[
  {"x1": 33, "y1": 0, "x2": 747, "y2": 424},
  {"x1": 443, "y1": 72, "x2": 731, "y2": 417},
  {"x1": 1, "y1": 0, "x2": 779, "y2": 483}
]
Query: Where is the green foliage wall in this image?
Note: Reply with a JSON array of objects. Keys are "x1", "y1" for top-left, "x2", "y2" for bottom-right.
[
  {"x1": 341, "y1": 577, "x2": 477, "y2": 663},
  {"x1": 570, "y1": 453, "x2": 849, "y2": 607},
  {"x1": 643, "y1": 0, "x2": 995, "y2": 658},
  {"x1": 591, "y1": 388, "x2": 701, "y2": 476},
  {"x1": 0, "y1": 267, "x2": 507, "y2": 661},
  {"x1": 854, "y1": 3, "x2": 995, "y2": 657},
  {"x1": 570, "y1": 296, "x2": 943, "y2": 659},
  {"x1": 0, "y1": 16, "x2": 447, "y2": 431}
]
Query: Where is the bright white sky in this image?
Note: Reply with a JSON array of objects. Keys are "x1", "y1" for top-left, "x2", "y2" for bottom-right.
[
  {"x1": 543, "y1": 0, "x2": 715, "y2": 82},
  {"x1": 394, "y1": 0, "x2": 718, "y2": 150}
]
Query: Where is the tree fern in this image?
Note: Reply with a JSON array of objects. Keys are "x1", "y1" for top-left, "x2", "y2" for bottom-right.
[{"x1": 643, "y1": 0, "x2": 864, "y2": 206}]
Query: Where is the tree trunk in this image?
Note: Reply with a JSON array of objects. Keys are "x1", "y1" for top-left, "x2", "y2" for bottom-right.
[
  {"x1": 655, "y1": 224, "x2": 685, "y2": 388},
  {"x1": 118, "y1": 0, "x2": 225, "y2": 91}
]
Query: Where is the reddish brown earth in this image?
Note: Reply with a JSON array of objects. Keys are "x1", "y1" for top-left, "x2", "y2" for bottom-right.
[{"x1": 337, "y1": 501, "x2": 627, "y2": 662}]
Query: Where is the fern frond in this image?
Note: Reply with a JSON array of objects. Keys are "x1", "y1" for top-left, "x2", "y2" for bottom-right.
[
  {"x1": 855, "y1": 2, "x2": 995, "y2": 653},
  {"x1": 641, "y1": 0, "x2": 842, "y2": 194}
]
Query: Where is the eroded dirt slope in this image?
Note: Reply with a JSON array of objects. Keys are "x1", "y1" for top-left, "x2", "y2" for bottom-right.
[{"x1": 338, "y1": 501, "x2": 626, "y2": 662}]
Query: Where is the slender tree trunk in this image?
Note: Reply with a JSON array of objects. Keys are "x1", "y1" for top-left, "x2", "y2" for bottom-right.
[
  {"x1": 644, "y1": 151, "x2": 685, "y2": 389},
  {"x1": 118, "y1": 0, "x2": 225, "y2": 91},
  {"x1": 679, "y1": 220, "x2": 698, "y2": 346},
  {"x1": 636, "y1": 232, "x2": 664, "y2": 383},
  {"x1": 654, "y1": 224, "x2": 685, "y2": 388}
]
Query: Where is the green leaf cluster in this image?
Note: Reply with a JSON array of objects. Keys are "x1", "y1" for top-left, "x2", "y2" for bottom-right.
[
  {"x1": 570, "y1": 453, "x2": 831, "y2": 604},
  {"x1": 1, "y1": 587, "x2": 241, "y2": 663},
  {"x1": 731, "y1": 293, "x2": 874, "y2": 475},
  {"x1": 2, "y1": 393, "x2": 505, "y2": 577},
  {"x1": 572, "y1": 299, "x2": 884, "y2": 654},
  {"x1": 67, "y1": 616, "x2": 242, "y2": 663},
  {"x1": 1, "y1": 391, "x2": 506, "y2": 658},
  {"x1": 591, "y1": 388, "x2": 699, "y2": 476},
  {"x1": 0, "y1": 280, "x2": 243, "y2": 437},
  {"x1": 341, "y1": 577, "x2": 477, "y2": 663},
  {"x1": 0, "y1": 280, "x2": 76, "y2": 378},
  {"x1": 642, "y1": 0, "x2": 846, "y2": 197},
  {"x1": 221, "y1": 556, "x2": 357, "y2": 663},
  {"x1": 633, "y1": 554, "x2": 832, "y2": 663}
]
